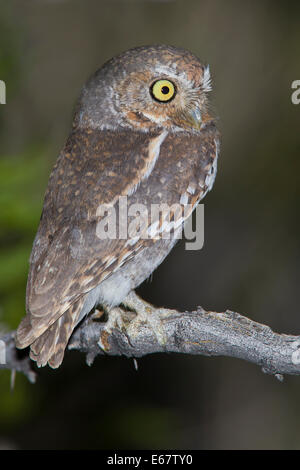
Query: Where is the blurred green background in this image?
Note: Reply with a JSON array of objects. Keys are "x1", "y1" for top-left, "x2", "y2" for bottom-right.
[{"x1": 0, "y1": 0, "x2": 300, "y2": 450}]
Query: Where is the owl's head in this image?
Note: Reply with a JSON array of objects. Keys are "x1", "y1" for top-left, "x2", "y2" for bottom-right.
[{"x1": 74, "y1": 45, "x2": 213, "y2": 133}]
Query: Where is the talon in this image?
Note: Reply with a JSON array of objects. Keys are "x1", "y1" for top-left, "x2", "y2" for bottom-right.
[{"x1": 98, "y1": 291, "x2": 168, "y2": 351}]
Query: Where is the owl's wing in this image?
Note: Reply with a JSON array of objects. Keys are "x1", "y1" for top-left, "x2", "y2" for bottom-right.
[
  {"x1": 17, "y1": 124, "x2": 219, "y2": 352},
  {"x1": 17, "y1": 127, "x2": 166, "y2": 347}
]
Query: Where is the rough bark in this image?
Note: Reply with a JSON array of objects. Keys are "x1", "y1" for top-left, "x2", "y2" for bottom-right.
[{"x1": 1, "y1": 303, "x2": 300, "y2": 382}]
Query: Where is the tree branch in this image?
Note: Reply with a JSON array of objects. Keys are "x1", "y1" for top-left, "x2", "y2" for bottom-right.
[{"x1": 1, "y1": 303, "x2": 300, "y2": 382}]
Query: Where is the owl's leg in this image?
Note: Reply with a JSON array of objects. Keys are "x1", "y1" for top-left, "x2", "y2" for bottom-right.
[{"x1": 98, "y1": 291, "x2": 169, "y2": 351}]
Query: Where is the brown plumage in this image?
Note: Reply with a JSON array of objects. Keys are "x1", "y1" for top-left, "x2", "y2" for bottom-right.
[{"x1": 16, "y1": 45, "x2": 220, "y2": 368}]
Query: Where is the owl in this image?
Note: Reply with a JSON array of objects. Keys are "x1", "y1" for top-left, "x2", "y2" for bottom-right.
[{"x1": 15, "y1": 45, "x2": 220, "y2": 368}]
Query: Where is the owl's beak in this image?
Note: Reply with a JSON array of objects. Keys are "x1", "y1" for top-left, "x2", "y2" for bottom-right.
[
  {"x1": 173, "y1": 106, "x2": 203, "y2": 131},
  {"x1": 188, "y1": 107, "x2": 202, "y2": 129}
]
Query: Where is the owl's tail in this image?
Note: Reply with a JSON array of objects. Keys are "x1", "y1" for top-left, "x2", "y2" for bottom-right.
[{"x1": 15, "y1": 298, "x2": 84, "y2": 369}]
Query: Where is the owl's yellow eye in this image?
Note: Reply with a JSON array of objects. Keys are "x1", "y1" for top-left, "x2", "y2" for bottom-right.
[{"x1": 150, "y1": 79, "x2": 176, "y2": 103}]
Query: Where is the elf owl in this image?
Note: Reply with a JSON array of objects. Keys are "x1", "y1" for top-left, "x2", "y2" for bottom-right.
[{"x1": 16, "y1": 45, "x2": 220, "y2": 368}]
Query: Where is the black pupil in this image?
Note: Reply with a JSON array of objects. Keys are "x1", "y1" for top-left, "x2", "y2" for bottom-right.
[{"x1": 161, "y1": 86, "x2": 170, "y2": 95}]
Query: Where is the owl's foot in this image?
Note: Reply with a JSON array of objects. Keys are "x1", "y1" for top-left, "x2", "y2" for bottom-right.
[
  {"x1": 121, "y1": 291, "x2": 168, "y2": 346},
  {"x1": 98, "y1": 291, "x2": 169, "y2": 351},
  {"x1": 97, "y1": 306, "x2": 131, "y2": 351}
]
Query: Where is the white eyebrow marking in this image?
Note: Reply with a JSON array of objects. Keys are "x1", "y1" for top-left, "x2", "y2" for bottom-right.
[{"x1": 153, "y1": 64, "x2": 191, "y2": 88}]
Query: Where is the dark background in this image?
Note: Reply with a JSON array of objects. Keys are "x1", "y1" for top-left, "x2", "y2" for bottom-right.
[{"x1": 0, "y1": 0, "x2": 300, "y2": 449}]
